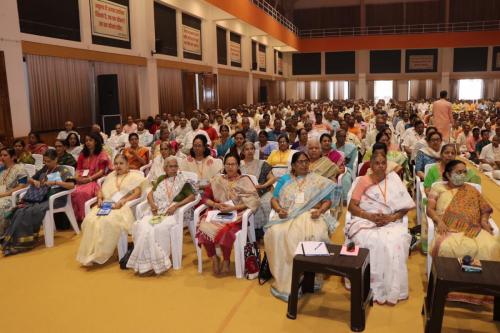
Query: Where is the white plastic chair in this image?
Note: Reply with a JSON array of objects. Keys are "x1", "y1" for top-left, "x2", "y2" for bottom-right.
[
  {"x1": 192, "y1": 204, "x2": 255, "y2": 278},
  {"x1": 426, "y1": 181, "x2": 499, "y2": 278},
  {"x1": 139, "y1": 161, "x2": 153, "y2": 176},
  {"x1": 134, "y1": 174, "x2": 201, "y2": 270},
  {"x1": 83, "y1": 170, "x2": 146, "y2": 260},
  {"x1": 22, "y1": 163, "x2": 36, "y2": 178},
  {"x1": 351, "y1": 154, "x2": 359, "y2": 182},
  {"x1": 16, "y1": 166, "x2": 80, "y2": 247},
  {"x1": 32, "y1": 154, "x2": 43, "y2": 170}
]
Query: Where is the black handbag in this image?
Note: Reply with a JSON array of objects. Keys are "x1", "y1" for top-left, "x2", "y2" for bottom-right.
[
  {"x1": 258, "y1": 252, "x2": 273, "y2": 285},
  {"x1": 119, "y1": 243, "x2": 134, "y2": 270},
  {"x1": 23, "y1": 185, "x2": 50, "y2": 203}
]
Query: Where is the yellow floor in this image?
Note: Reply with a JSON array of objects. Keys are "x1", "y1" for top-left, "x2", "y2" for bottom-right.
[{"x1": 1, "y1": 209, "x2": 499, "y2": 333}]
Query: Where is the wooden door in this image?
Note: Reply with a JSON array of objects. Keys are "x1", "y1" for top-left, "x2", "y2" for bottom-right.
[
  {"x1": 182, "y1": 71, "x2": 196, "y2": 116},
  {"x1": 0, "y1": 52, "x2": 13, "y2": 144},
  {"x1": 198, "y1": 73, "x2": 217, "y2": 110}
]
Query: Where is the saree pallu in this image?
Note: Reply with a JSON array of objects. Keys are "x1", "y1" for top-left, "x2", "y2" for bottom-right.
[
  {"x1": 197, "y1": 175, "x2": 260, "y2": 252},
  {"x1": 127, "y1": 174, "x2": 192, "y2": 274},
  {"x1": 240, "y1": 161, "x2": 273, "y2": 230},
  {"x1": 345, "y1": 172, "x2": 415, "y2": 305},
  {"x1": 71, "y1": 152, "x2": 111, "y2": 221},
  {"x1": 76, "y1": 171, "x2": 146, "y2": 265},
  {"x1": 27, "y1": 143, "x2": 48, "y2": 155},
  {"x1": 310, "y1": 157, "x2": 340, "y2": 180},
  {"x1": 264, "y1": 173, "x2": 341, "y2": 301},
  {"x1": 325, "y1": 150, "x2": 345, "y2": 166},
  {"x1": 215, "y1": 137, "x2": 235, "y2": 157}
]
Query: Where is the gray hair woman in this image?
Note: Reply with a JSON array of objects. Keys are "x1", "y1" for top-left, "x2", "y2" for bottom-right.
[{"x1": 127, "y1": 156, "x2": 196, "y2": 275}]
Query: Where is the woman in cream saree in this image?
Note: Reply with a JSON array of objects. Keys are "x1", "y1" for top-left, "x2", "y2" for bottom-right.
[
  {"x1": 76, "y1": 154, "x2": 146, "y2": 266},
  {"x1": 265, "y1": 151, "x2": 342, "y2": 301}
]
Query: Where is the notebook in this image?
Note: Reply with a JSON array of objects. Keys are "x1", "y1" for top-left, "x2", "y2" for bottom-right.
[{"x1": 294, "y1": 241, "x2": 330, "y2": 256}]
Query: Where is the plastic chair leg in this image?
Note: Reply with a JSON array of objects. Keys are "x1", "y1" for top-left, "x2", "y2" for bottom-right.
[
  {"x1": 116, "y1": 231, "x2": 128, "y2": 260},
  {"x1": 66, "y1": 207, "x2": 80, "y2": 234},
  {"x1": 196, "y1": 239, "x2": 203, "y2": 274},
  {"x1": 43, "y1": 213, "x2": 54, "y2": 248},
  {"x1": 171, "y1": 224, "x2": 182, "y2": 270}
]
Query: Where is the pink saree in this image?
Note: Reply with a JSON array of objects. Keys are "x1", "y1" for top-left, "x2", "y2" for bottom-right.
[{"x1": 71, "y1": 151, "x2": 111, "y2": 221}]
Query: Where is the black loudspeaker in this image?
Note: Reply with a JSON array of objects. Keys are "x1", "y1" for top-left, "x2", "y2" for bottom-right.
[{"x1": 97, "y1": 74, "x2": 120, "y2": 115}]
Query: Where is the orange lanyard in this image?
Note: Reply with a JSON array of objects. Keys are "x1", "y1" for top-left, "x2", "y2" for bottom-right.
[{"x1": 377, "y1": 178, "x2": 387, "y2": 204}]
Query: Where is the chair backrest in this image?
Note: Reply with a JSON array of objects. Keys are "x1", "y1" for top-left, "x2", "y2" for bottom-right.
[
  {"x1": 346, "y1": 176, "x2": 361, "y2": 206},
  {"x1": 22, "y1": 163, "x2": 36, "y2": 178},
  {"x1": 180, "y1": 171, "x2": 198, "y2": 182},
  {"x1": 244, "y1": 174, "x2": 258, "y2": 186},
  {"x1": 63, "y1": 165, "x2": 75, "y2": 177},
  {"x1": 32, "y1": 154, "x2": 43, "y2": 169},
  {"x1": 424, "y1": 162, "x2": 437, "y2": 177},
  {"x1": 431, "y1": 181, "x2": 482, "y2": 193}
]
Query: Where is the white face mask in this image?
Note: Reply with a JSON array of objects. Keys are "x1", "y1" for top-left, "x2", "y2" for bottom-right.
[{"x1": 450, "y1": 172, "x2": 466, "y2": 186}]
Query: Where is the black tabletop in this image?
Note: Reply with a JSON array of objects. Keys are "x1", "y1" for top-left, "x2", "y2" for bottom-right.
[
  {"x1": 293, "y1": 244, "x2": 369, "y2": 270},
  {"x1": 433, "y1": 256, "x2": 500, "y2": 289}
]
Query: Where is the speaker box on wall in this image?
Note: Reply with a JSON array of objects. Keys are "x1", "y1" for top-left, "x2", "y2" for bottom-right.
[{"x1": 97, "y1": 74, "x2": 120, "y2": 115}]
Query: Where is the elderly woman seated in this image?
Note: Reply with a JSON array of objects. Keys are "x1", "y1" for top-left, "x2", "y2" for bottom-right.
[
  {"x1": 427, "y1": 160, "x2": 500, "y2": 305},
  {"x1": 126, "y1": 157, "x2": 196, "y2": 275},
  {"x1": 265, "y1": 151, "x2": 342, "y2": 301},
  {"x1": 147, "y1": 141, "x2": 178, "y2": 184},
  {"x1": 308, "y1": 139, "x2": 341, "y2": 182},
  {"x1": 76, "y1": 154, "x2": 146, "y2": 266},
  {"x1": 2, "y1": 149, "x2": 75, "y2": 255},
  {"x1": 346, "y1": 152, "x2": 415, "y2": 305},
  {"x1": 197, "y1": 154, "x2": 260, "y2": 275}
]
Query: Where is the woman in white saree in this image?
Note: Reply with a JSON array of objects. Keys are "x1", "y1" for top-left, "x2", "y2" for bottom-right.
[
  {"x1": 127, "y1": 157, "x2": 196, "y2": 275},
  {"x1": 346, "y1": 152, "x2": 415, "y2": 305}
]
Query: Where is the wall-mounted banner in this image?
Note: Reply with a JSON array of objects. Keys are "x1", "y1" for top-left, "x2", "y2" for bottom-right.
[
  {"x1": 258, "y1": 49, "x2": 266, "y2": 70},
  {"x1": 183, "y1": 25, "x2": 201, "y2": 55},
  {"x1": 90, "y1": 0, "x2": 129, "y2": 42},
  {"x1": 277, "y1": 54, "x2": 283, "y2": 74},
  {"x1": 408, "y1": 55, "x2": 434, "y2": 71},
  {"x1": 229, "y1": 40, "x2": 241, "y2": 64}
]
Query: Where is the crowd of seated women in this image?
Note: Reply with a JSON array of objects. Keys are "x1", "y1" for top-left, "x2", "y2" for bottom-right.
[{"x1": 0, "y1": 96, "x2": 499, "y2": 307}]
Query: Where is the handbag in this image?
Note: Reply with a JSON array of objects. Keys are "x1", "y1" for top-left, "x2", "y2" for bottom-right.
[
  {"x1": 23, "y1": 185, "x2": 50, "y2": 203},
  {"x1": 119, "y1": 243, "x2": 134, "y2": 270},
  {"x1": 244, "y1": 241, "x2": 260, "y2": 280},
  {"x1": 258, "y1": 252, "x2": 273, "y2": 285}
]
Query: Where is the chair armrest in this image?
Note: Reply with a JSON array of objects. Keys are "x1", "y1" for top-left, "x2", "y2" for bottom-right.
[
  {"x1": 489, "y1": 218, "x2": 499, "y2": 236},
  {"x1": 85, "y1": 197, "x2": 98, "y2": 216},
  {"x1": 11, "y1": 188, "x2": 28, "y2": 206},
  {"x1": 48, "y1": 189, "x2": 74, "y2": 211},
  {"x1": 125, "y1": 197, "x2": 144, "y2": 209},
  {"x1": 241, "y1": 208, "x2": 253, "y2": 238},
  {"x1": 177, "y1": 194, "x2": 201, "y2": 217},
  {"x1": 135, "y1": 200, "x2": 150, "y2": 220},
  {"x1": 193, "y1": 204, "x2": 208, "y2": 227}
]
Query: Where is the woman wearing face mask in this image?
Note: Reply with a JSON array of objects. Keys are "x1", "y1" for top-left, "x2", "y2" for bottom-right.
[
  {"x1": 423, "y1": 144, "x2": 480, "y2": 196},
  {"x1": 426, "y1": 159, "x2": 499, "y2": 304},
  {"x1": 427, "y1": 160, "x2": 498, "y2": 257}
]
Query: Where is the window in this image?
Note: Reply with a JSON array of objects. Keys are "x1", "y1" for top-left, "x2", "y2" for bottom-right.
[
  {"x1": 374, "y1": 80, "x2": 393, "y2": 102},
  {"x1": 458, "y1": 79, "x2": 484, "y2": 100}
]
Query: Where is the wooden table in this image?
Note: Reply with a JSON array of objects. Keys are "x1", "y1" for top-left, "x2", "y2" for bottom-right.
[
  {"x1": 422, "y1": 256, "x2": 500, "y2": 333},
  {"x1": 286, "y1": 244, "x2": 373, "y2": 332}
]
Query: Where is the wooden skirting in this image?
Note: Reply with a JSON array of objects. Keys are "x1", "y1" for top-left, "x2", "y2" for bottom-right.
[
  {"x1": 22, "y1": 41, "x2": 147, "y2": 66},
  {"x1": 156, "y1": 58, "x2": 212, "y2": 73}
]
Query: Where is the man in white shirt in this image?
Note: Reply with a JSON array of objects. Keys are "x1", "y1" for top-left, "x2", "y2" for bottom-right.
[
  {"x1": 91, "y1": 124, "x2": 108, "y2": 143},
  {"x1": 174, "y1": 118, "x2": 191, "y2": 143},
  {"x1": 402, "y1": 120, "x2": 426, "y2": 160},
  {"x1": 181, "y1": 118, "x2": 211, "y2": 154},
  {"x1": 136, "y1": 120, "x2": 153, "y2": 147},
  {"x1": 107, "y1": 124, "x2": 129, "y2": 150},
  {"x1": 395, "y1": 111, "x2": 410, "y2": 138},
  {"x1": 56, "y1": 121, "x2": 79, "y2": 141},
  {"x1": 479, "y1": 135, "x2": 500, "y2": 168},
  {"x1": 122, "y1": 116, "x2": 137, "y2": 134}
]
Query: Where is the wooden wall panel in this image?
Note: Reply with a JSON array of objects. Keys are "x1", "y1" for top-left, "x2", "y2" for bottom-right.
[
  {"x1": 157, "y1": 67, "x2": 183, "y2": 115},
  {"x1": 0, "y1": 52, "x2": 13, "y2": 143},
  {"x1": 218, "y1": 74, "x2": 247, "y2": 109},
  {"x1": 293, "y1": 6, "x2": 360, "y2": 30}
]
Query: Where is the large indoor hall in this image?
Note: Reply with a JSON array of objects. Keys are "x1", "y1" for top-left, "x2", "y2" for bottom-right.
[{"x1": 1, "y1": 0, "x2": 500, "y2": 332}]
